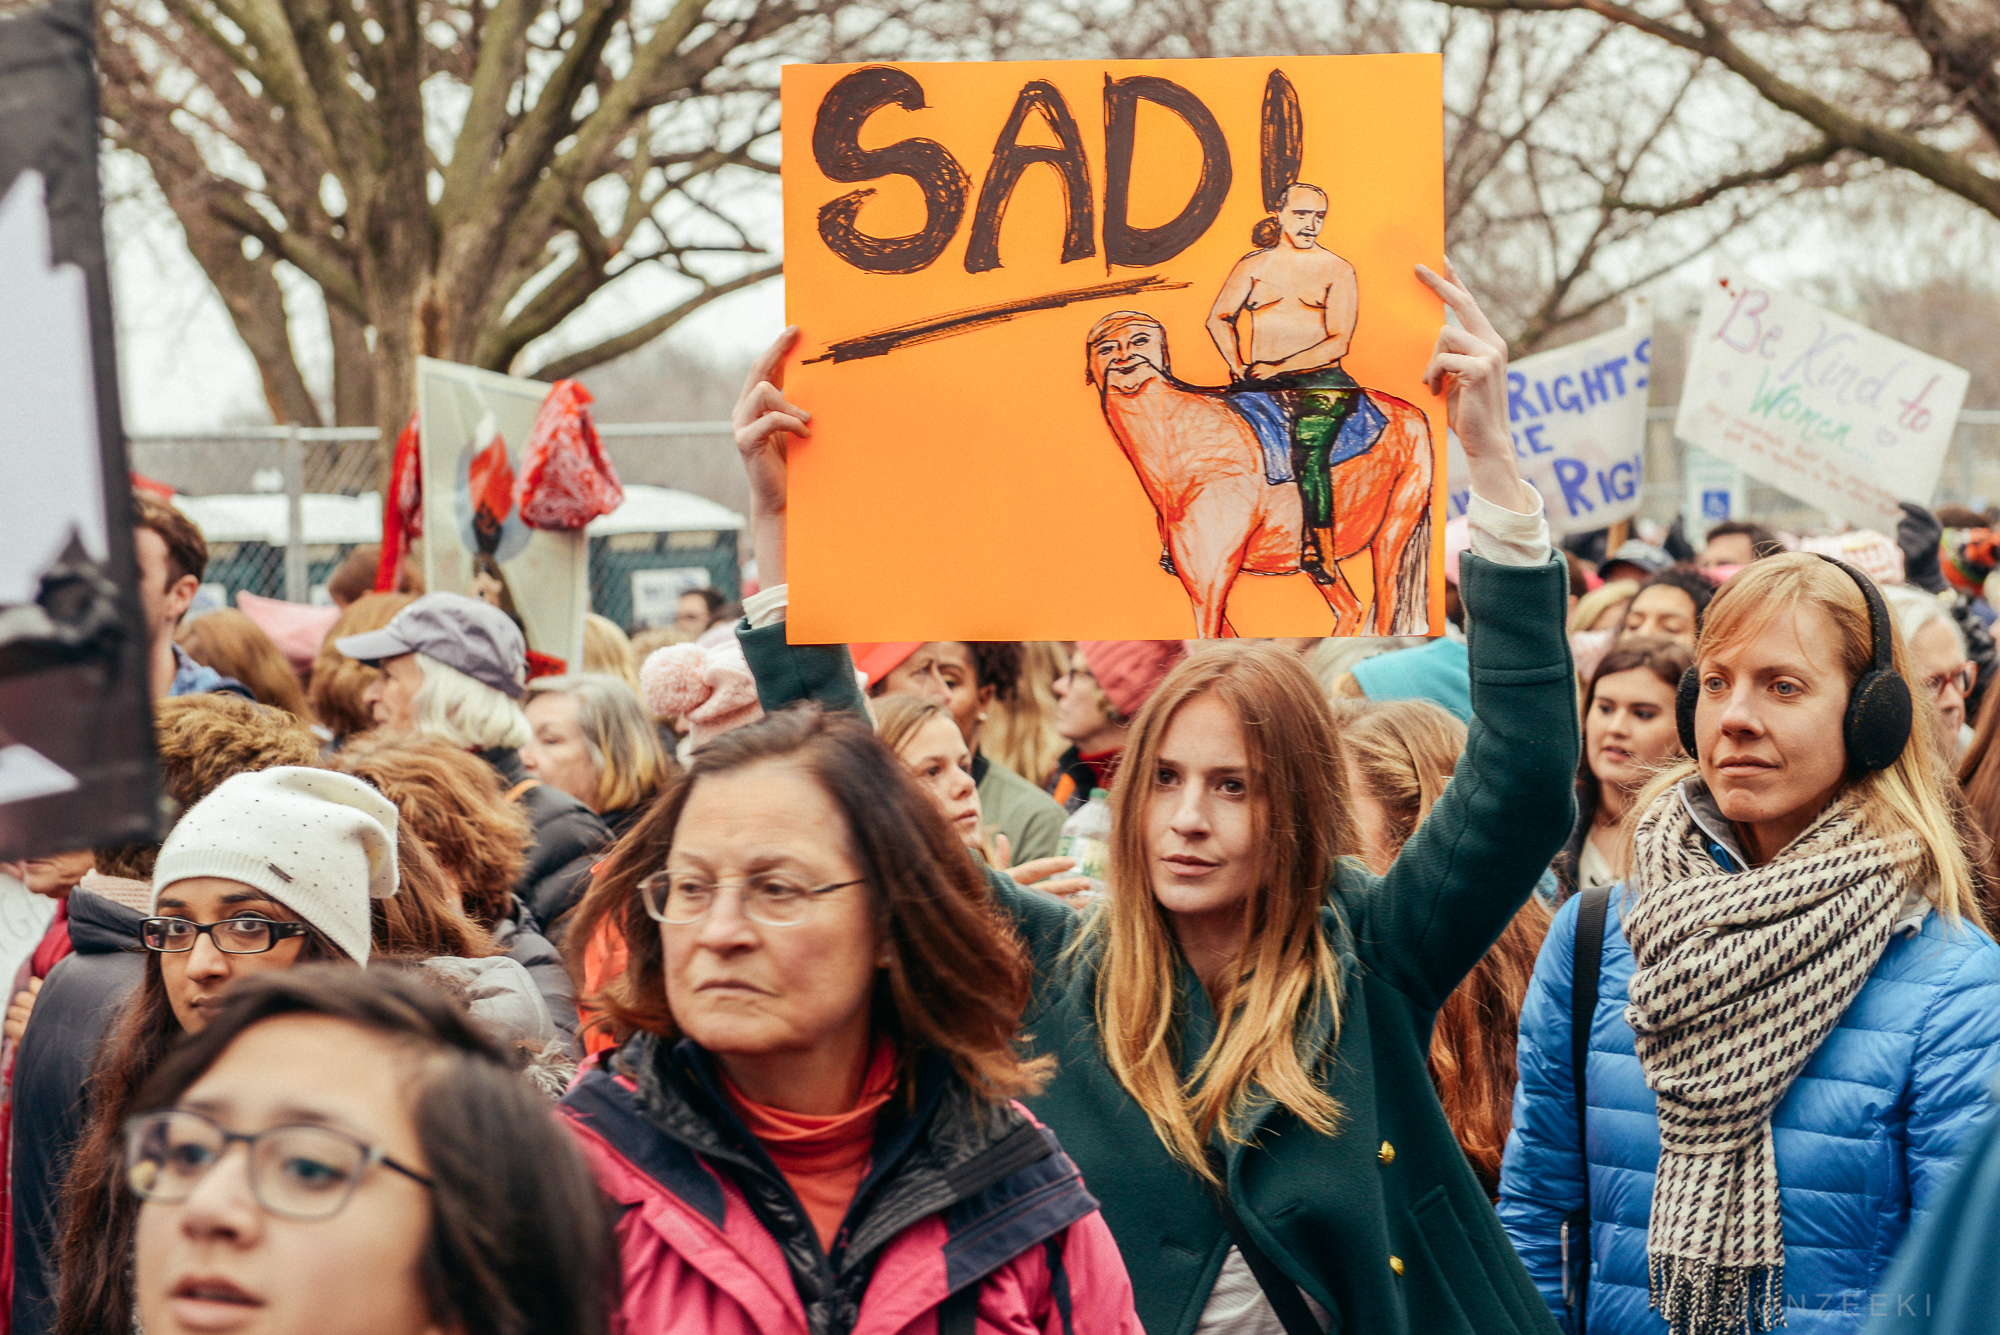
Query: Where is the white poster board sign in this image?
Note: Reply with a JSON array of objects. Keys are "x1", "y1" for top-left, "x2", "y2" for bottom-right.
[
  {"x1": 415, "y1": 358, "x2": 587, "y2": 669},
  {"x1": 1675, "y1": 273, "x2": 1968, "y2": 531},
  {"x1": 629, "y1": 567, "x2": 711, "y2": 628},
  {"x1": 1505, "y1": 308, "x2": 1652, "y2": 536}
]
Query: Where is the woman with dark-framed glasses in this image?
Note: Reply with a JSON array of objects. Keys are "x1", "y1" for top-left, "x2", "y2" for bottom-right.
[
  {"x1": 560, "y1": 707, "x2": 1142, "y2": 1335},
  {"x1": 123, "y1": 966, "x2": 614, "y2": 1335},
  {"x1": 47, "y1": 768, "x2": 396, "y2": 1335}
]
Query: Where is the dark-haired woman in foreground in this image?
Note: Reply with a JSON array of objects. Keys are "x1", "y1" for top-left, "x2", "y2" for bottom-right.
[
  {"x1": 564, "y1": 708, "x2": 1141, "y2": 1335},
  {"x1": 126, "y1": 966, "x2": 613, "y2": 1335},
  {"x1": 724, "y1": 258, "x2": 1580, "y2": 1334}
]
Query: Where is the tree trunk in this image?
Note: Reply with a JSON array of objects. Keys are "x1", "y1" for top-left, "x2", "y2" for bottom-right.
[{"x1": 328, "y1": 303, "x2": 376, "y2": 428}]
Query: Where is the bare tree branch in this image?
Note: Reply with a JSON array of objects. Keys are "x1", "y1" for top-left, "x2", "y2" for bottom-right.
[
  {"x1": 1432, "y1": 0, "x2": 2000, "y2": 219},
  {"x1": 526, "y1": 260, "x2": 784, "y2": 380}
]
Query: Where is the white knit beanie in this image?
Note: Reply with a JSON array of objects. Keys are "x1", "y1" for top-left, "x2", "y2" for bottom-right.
[{"x1": 151, "y1": 766, "x2": 399, "y2": 964}]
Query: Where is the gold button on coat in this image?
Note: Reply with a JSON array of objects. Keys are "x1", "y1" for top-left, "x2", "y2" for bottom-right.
[
  {"x1": 1378, "y1": 1141, "x2": 1395, "y2": 1164},
  {"x1": 1390, "y1": 1255, "x2": 1405, "y2": 1276}
]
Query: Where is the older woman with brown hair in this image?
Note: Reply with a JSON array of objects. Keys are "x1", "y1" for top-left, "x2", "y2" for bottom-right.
[{"x1": 560, "y1": 708, "x2": 1141, "y2": 1335}]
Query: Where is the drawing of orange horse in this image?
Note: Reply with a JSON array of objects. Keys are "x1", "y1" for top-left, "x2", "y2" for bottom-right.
[{"x1": 1086, "y1": 312, "x2": 1433, "y2": 638}]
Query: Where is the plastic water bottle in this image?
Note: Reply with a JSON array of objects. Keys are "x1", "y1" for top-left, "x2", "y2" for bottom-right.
[{"x1": 1056, "y1": 788, "x2": 1113, "y2": 899}]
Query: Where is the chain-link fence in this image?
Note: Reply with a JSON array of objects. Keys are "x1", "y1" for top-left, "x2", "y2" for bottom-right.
[
  {"x1": 139, "y1": 409, "x2": 2000, "y2": 608},
  {"x1": 130, "y1": 422, "x2": 741, "y2": 613}
]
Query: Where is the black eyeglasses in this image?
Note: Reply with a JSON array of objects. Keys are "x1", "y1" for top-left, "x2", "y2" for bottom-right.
[
  {"x1": 140, "y1": 917, "x2": 309, "y2": 955},
  {"x1": 123, "y1": 1108, "x2": 433, "y2": 1221}
]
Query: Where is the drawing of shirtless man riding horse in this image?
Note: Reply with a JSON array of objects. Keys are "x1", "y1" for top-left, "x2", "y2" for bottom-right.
[{"x1": 1087, "y1": 182, "x2": 1433, "y2": 638}]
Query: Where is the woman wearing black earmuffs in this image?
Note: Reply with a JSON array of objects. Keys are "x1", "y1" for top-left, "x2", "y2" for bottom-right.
[{"x1": 1499, "y1": 552, "x2": 2000, "y2": 1335}]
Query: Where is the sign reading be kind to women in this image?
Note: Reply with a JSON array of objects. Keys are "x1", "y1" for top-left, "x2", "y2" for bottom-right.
[
  {"x1": 780, "y1": 56, "x2": 1447, "y2": 641},
  {"x1": 1675, "y1": 273, "x2": 1970, "y2": 531}
]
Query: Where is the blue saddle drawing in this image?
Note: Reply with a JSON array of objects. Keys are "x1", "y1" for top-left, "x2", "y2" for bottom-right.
[{"x1": 1226, "y1": 389, "x2": 1388, "y2": 486}]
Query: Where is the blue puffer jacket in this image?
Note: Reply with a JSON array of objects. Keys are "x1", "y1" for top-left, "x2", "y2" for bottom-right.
[{"x1": 1500, "y1": 885, "x2": 2000, "y2": 1335}]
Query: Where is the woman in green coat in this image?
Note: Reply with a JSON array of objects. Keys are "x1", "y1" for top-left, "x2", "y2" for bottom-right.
[{"x1": 720, "y1": 261, "x2": 1577, "y2": 1335}]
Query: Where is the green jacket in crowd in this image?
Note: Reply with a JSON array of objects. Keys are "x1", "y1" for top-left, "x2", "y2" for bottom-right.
[
  {"x1": 974, "y1": 750, "x2": 1066, "y2": 862},
  {"x1": 738, "y1": 552, "x2": 1578, "y2": 1335}
]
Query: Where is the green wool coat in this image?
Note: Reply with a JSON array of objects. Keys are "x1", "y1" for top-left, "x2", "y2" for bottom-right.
[{"x1": 738, "y1": 553, "x2": 1577, "y2": 1335}]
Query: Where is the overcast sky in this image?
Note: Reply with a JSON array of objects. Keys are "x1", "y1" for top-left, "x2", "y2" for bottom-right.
[{"x1": 103, "y1": 145, "x2": 1998, "y2": 435}]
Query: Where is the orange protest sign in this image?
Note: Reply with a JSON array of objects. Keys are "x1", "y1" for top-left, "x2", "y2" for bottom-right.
[{"x1": 780, "y1": 55, "x2": 1445, "y2": 641}]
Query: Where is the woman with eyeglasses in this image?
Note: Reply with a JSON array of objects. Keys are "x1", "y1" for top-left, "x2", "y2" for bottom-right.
[
  {"x1": 49, "y1": 767, "x2": 399, "y2": 1335},
  {"x1": 723, "y1": 261, "x2": 1580, "y2": 1335},
  {"x1": 123, "y1": 965, "x2": 614, "y2": 1335},
  {"x1": 561, "y1": 707, "x2": 1143, "y2": 1335}
]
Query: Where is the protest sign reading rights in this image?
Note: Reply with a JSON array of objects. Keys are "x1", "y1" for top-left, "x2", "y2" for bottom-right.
[
  {"x1": 1446, "y1": 307, "x2": 1651, "y2": 537},
  {"x1": 1675, "y1": 273, "x2": 1968, "y2": 531}
]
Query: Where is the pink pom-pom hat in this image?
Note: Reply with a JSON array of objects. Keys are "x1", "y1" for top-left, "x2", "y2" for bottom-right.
[{"x1": 640, "y1": 640, "x2": 764, "y2": 752}]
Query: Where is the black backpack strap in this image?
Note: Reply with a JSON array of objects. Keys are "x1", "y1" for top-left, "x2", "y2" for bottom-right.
[
  {"x1": 1562, "y1": 885, "x2": 1611, "y2": 1332},
  {"x1": 1206, "y1": 1156, "x2": 1323, "y2": 1335},
  {"x1": 1570, "y1": 886, "x2": 1609, "y2": 1153}
]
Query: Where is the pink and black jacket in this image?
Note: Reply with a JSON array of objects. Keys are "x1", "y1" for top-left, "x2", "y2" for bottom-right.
[{"x1": 559, "y1": 1035, "x2": 1143, "y2": 1335}]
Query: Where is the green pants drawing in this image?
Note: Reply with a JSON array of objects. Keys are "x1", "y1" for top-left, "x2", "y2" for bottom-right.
[{"x1": 1241, "y1": 364, "x2": 1359, "y2": 577}]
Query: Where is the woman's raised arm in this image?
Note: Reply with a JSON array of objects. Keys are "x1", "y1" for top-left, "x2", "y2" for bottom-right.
[
  {"x1": 1352, "y1": 261, "x2": 1580, "y2": 1009},
  {"x1": 726, "y1": 328, "x2": 871, "y2": 719}
]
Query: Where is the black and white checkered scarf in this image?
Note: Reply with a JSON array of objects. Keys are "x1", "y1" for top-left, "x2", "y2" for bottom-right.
[{"x1": 1624, "y1": 787, "x2": 1917, "y2": 1335}]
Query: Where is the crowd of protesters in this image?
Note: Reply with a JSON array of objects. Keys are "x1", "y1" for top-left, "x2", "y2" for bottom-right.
[{"x1": 8, "y1": 263, "x2": 2000, "y2": 1335}]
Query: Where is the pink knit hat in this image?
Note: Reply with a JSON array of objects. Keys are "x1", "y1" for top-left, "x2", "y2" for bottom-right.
[
  {"x1": 641, "y1": 641, "x2": 764, "y2": 751},
  {"x1": 1076, "y1": 640, "x2": 1185, "y2": 720},
  {"x1": 235, "y1": 591, "x2": 341, "y2": 675}
]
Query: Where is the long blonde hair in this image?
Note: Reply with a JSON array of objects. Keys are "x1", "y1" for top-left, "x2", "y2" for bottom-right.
[
  {"x1": 1340, "y1": 699, "x2": 1467, "y2": 858},
  {"x1": 1570, "y1": 579, "x2": 1638, "y2": 634},
  {"x1": 983, "y1": 642, "x2": 1069, "y2": 788},
  {"x1": 1628, "y1": 553, "x2": 1981, "y2": 925},
  {"x1": 1338, "y1": 697, "x2": 1551, "y2": 1194},
  {"x1": 1085, "y1": 643, "x2": 1349, "y2": 1180}
]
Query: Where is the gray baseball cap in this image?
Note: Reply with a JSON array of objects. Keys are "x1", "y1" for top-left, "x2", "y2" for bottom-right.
[
  {"x1": 335, "y1": 592, "x2": 528, "y2": 699},
  {"x1": 1598, "y1": 539, "x2": 1671, "y2": 580}
]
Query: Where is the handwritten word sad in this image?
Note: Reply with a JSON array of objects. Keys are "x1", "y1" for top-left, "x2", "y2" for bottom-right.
[{"x1": 812, "y1": 66, "x2": 1302, "y2": 275}]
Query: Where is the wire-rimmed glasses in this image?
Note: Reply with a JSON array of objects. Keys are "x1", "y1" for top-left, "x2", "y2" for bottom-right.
[
  {"x1": 122, "y1": 1108, "x2": 433, "y2": 1221},
  {"x1": 637, "y1": 872, "x2": 865, "y2": 926}
]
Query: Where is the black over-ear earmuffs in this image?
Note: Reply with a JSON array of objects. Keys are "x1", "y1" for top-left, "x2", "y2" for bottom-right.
[{"x1": 1675, "y1": 554, "x2": 1913, "y2": 774}]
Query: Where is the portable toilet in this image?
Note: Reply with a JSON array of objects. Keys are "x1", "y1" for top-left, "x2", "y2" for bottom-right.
[{"x1": 586, "y1": 485, "x2": 746, "y2": 631}]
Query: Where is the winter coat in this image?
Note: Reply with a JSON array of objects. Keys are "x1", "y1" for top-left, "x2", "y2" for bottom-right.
[
  {"x1": 1499, "y1": 882, "x2": 2000, "y2": 1335},
  {"x1": 9, "y1": 889, "x2": 144, "y2": 1335},
  {"x1": 973, "y1": 752, "x2": 1065, "y2": 863},
  {"x1": 480, "y1": 746, "x2": 609, "y2": 936},
  {"x1": 1862, "y1": 1076, "x2": 2000, "y2": 1335},
  {"x1": 738, "y1": 552, "x2": 1580, "y2": 1335},
  {"x1": 559, "y1": 1034, "x2": 1143, "y2": 1335},
  {"x1": 489, "y1": 895, "x2": 578, "y2": 1050}
]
